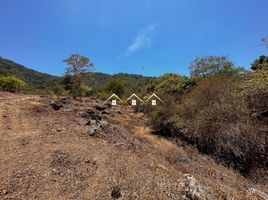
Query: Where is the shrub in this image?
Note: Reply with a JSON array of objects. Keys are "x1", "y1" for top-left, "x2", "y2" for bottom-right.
[
  {"x1": 147, "y1": 73, "x2": 196, "y2": 99},
  {"x1": 80, "y1": 85, "x2": 94, "y2": 97},
  {"x1": 96, "y1": 90, "x2": 112, "y2": 100},
  {"x1": 104, "y1": 77, "x2": 127, "y2": 97},
  {"x1": 0, "y1": 75, "x2": 27, "y2": 92},
  {"x1": 238, "y1": 70, "x2": 268, "y2": 114},
  {"x1": 149, "y1": 73, "x2": 267, "y2": 175},
  {"x1": 148, "y1": 94, "x2": 178, "y2": 137},
  {"x1": 45, "y1": 85, "x2": 67, "y2": 97},
  {"x1": 251, "y1": 55, "x2": 268, "y2": 71}
]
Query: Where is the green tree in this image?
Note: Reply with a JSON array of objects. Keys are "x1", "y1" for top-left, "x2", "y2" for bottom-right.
[
  {"x1": 189, "y1": 55, "x2": 242, "y2": 78},
  {"x1": 148, "y1": 73, "x2": 195, "y2": 95},
  {"x1": 63, "y1": 54, "x2": 94, "y2": 98},
  {"x1": 251, "y1": 55, "x2": 268, "y2": 71},
  {"x1": 104, "y1": 77, "x2": 126, "y2": 97},
  {"x1": 0, "y1": 75, "x2": 27, "y2": 92}
]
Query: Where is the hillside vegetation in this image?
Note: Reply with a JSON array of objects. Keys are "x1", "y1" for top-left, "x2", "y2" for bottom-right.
[
  {"x1": 145, "y1": 57, "x2": 268, "y2": 183},
  {"x1": 0, "y1": 57, "x2": 153, "y2": 96},
  {"x1": 1, "y1": 55, "x2": 267, "y2": 194},
  {"x1": 0, "y1": 57, "x2": 59, "y2": 89},
  {"x1": 0, "y1": 92, "x2": 267, "y2": 199}
]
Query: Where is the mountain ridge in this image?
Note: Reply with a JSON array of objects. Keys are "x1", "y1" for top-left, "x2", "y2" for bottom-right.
[{"x1": 0, "y1": 57, "x2": 154, "y2": 90}]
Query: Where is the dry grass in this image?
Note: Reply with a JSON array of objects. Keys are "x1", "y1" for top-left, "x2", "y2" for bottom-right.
[
  {"x1": 0, "y1": 92, "x2": 267, "y2": 199},
  {"x1": 149, "y1": 74, "x2": 267, "y2": 183}
]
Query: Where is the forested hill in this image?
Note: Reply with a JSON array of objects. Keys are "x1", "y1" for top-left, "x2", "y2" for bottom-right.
[
  {"x1": 0, "y1": 57, "x2": 154, "y2": 90},
  {"x1": 84, "y1": 72, "x2": 154, "y2": 92},
  {"x1": 0, "y1": 57, "x2": 59, "y2": 89}
]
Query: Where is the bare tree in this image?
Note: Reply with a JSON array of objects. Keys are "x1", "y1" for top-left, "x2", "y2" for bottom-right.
[{"x1": 63, "y1": 54, "x2": 94, "y2": 98}]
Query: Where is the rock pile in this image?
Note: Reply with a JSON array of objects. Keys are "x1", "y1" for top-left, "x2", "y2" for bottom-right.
[
  {"x1": 81, "y1": 103, "x2": 137, "y2": 148},
  {"x1": 178, "y1": 174, "x2": 206, "y2": 200}
]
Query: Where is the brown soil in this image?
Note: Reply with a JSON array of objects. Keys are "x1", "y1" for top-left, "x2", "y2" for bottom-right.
[{"x1": 0, "y1": 92, "x2": 267, "y2": 199}]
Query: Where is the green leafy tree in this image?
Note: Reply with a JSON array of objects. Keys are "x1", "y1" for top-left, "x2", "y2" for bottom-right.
[
  {"x1": 104, "y1": 77, "x2": 126, "y2": 97},
  {"x1": 0, "y1": 75, "x2": 27, "y2": 92},
  {"x1": 251, "y1": 55, "x2": 268, "y2": 71},
  {"x1": 189, "y1": 55, "x2": 242, "y2": 78},
  {"x1": 147, "y1": 73, "x2": 196, "y2": 98},
  {"x1": 63, "y1": 54, "x2": 94, "y2": 98}
]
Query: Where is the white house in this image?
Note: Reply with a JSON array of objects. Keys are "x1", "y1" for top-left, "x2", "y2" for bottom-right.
[
  {"x1": 106, "y1": 93, "x2": 123, "y2": 106},
  {"x1": 145, "y1": 93, "x2": 164, "y2": 106},
  {"x1": 125, "y1": 93, "x2": 144, "y2": 106}
]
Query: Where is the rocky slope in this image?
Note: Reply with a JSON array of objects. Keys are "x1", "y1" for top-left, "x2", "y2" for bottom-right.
[{"x1": 0, "y1": 92, "x2": 267, "y2": 199}]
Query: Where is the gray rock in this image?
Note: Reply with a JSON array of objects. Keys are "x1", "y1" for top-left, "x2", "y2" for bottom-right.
[
  {"x1": 81, "y1": 109, "x2": 102, "y2": 120},
  {"x1": 104, "y1": 102, "x2": 112, "y2": 109},
  {"x1": 111, "y1": 186, "x2": 121, "y2": 199},
  {"x1": 60, "y1": 96, "x2": 71, "y2": 104},
  {"x1": 51, "y1": 101, "x2": 63, "y2": 110},
  {"x1": 95, "y1": 104, "x2": 107, "y2": 111},
  {"x1": 101, "y1": 111, "x2": 110, "y2": 115},
  {"x1": 88, "y1": 126, "x2": 99, "y2": 137},
  {"x1": 178, "y1": 174, "x2": 207, "y2": 200}
]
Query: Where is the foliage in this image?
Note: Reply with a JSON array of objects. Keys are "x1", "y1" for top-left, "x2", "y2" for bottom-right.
[
  {"x1": 45, "y1": 85, "x2": 67, "y2": 97},
  {"x1": 149, "y1": 73, "x2": 268, "y2": 175},
  {"x1": 0, "y1": 75, "x2": 27, "y2": 92},
  {"x1": 0, "y1": 57, "x2": 154, "y2": 96},
  {"x1": 251, "y1": 55, "x2": 268, "y2": 71},
  {"x1": 238, "y1": 70, "x2": 268, "y2": 114},
  {"x1": 147, "y1": 73, "x2": 196, "y2": 99},
  {"x1": 103, "y1": 77, "x2": 127, "y2": 97},
  {"x1": 80, "y1": 85, "x2": 94, "y2": 97},
  {"x1": 96, "y1": 90, "x2": 113, "y2": 100},
  {"x1": 63, "y1": 54, "x2": 94, "y2": 98},
  {"x1": 189, "y1": 55, "x2": 244, "y2": 78},
  {"x1": 113, "y1": 73, "x2": 153, "y2": 93},
  {"x1": 148, "y1": 94, "x2": 178, "y2": 137},
  {"x1": 0, "y1": 57, "x2": 59, "y2": 89}
]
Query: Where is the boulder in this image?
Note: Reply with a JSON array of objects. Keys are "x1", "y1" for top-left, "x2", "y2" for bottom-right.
[
  {"x1": 81, "y1": 109, "x2": 102, "y2": 122},
  {"x1": 101, "y1": 111, "x2": 110, "y2": 115},
  {"x1": 59, "y1": 96, "x2": 71, "y2": 104},
  {"x1": 85, "y1": 120, "x2": 98, "y2": 126},
  {"x1": 178, "y1": 174, "x2": 206, "y2": 200},
  {"x1": 51, "y1": 101, "x2": 63, "y2": 110},
  {"x1": 88, "y1": 126, "x2": 100, "y2": 137},
  {"x1": 111, "y1": 186, "x2": 121, "y2": 199},
  {"x1": 95, "y1": 104, "x2": 108, "y2": 111},
  {"x1": 81, "y1": 109, "x2": 96, "y2": 118},
  {"x1": 104, "y1": 102, "x2": 112, "y2": 109}
]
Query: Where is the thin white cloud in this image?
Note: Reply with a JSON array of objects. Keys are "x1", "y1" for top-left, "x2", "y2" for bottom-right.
[{"x1": 121, "y1": 24, "x2": 158, "y2": 58}]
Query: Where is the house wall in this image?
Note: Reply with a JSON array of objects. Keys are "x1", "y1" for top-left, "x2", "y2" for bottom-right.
[{"x1": 126, "y1": 97, "x2": 142, "y2": 106}]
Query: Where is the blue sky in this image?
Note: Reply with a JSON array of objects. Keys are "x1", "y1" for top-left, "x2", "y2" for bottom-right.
[{"x1": 0, "y1": 0, "x2": 267, "y2": 77}]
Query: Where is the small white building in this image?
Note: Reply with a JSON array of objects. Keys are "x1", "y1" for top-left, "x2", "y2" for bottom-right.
[
  {"x1": 106, "y1": 93, "x2": 123, "y2": 106},
  {"x1": 145, "y1": 93, "x2": 164, "y2": 106},
  {"x1": 125, "y1": 93, "x2": 144, "y2": 106}
]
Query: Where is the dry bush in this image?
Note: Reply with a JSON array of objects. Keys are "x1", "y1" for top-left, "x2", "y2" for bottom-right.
[
  {"x1": 150, "y1": 73, "x2": 268, "y2": 176},
  {"x1": 178, "y1": 74, "x2": 267, "y2": 175},
  {"x1": 148, "y1": 94, "x2": 178, "y2": 137}
]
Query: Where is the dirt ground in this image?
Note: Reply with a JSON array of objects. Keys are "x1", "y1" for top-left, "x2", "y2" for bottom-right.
[{"x1": 0, "y1": 92, "x2": 267, "y2": 200}]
